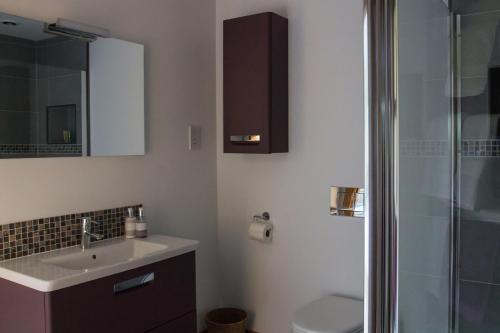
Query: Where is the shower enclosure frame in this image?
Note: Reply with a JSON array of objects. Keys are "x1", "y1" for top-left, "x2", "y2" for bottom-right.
[
  {"x1": 363, "y1": 0, "x2": 399, "y2": 332},
  {"x1": 363, "y1": 1, "x2": 460, "y2": 333}
]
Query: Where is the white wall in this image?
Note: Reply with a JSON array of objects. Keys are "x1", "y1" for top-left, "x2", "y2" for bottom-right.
[
  {"x1": 0, "y1": 0, "x2": 220, "y2": 324},
  {"x1": 0, "y1": 1, "x2": 366, "y2": 330},
  {"x1": 216, "y1": 1, "x2": 365, "y2": 332}
]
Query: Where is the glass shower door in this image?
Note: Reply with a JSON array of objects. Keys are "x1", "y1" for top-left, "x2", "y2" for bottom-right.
[
  {"x1": 364, "y1": 0, "x2": 454, "y2": 332},
  {"x1": 398, "y1": 0, "x2": 453, "y2": 332},
  {"x1": 366, "y1": 0, "x2": 500, "y2": 333}
]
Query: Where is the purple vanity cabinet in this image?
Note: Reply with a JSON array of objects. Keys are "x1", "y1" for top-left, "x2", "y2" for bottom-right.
[
  {"x1": 146, "y1": 312, "x2": 197, "y2": 333},
  {"x1": 0, "y1": 278, "x2": 47, "y2": 333},
  {"x1": 0, "y1": 252, "x2": 197, "y2": 333}
]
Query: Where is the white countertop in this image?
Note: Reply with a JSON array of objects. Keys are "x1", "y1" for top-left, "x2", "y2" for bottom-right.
[{"x1": 0, "y1": 234, "x2": 198, "y2": 292}]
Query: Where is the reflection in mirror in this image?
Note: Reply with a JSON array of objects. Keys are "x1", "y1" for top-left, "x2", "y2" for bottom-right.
[
  {"x1": 0, "y1": 12, "x2": 88, "y2": 158},
  {"x1": 0, "y1": 12, "x2": 145, "y2": 159}
]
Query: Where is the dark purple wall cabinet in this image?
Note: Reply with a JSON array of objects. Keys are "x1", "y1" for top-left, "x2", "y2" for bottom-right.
[
  {"x1": 0, "y1": 252, "x2": 197, "y2": 333},
  {"x1": 223, "y1": 12, "x2": 288, "y2": 154}
]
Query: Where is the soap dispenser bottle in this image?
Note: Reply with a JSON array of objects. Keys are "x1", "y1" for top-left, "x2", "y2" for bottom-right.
[
  {"x1": 125, "y1": 207, "x2": 137, "y2": 239},
  {"x1": 135, "y1": 207, "x2": 148, "y2": 238}
]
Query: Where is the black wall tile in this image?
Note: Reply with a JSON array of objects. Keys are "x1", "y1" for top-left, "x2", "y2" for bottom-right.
[
  {"x1": 459, "y1": 280, "x2": 500, "y2": 333},
  {"x1": 460, "y1": 219, "x2": 500, "y2": 285}
]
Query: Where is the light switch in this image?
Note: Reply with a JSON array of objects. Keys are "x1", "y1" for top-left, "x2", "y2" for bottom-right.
[{"x1": 188, "y1": 125, "x2": 201, "y2": 150}]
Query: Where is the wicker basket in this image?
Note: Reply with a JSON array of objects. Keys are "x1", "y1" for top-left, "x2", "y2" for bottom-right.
[{"x1": 205, "y1": 308, "x2": 247, "y2": 333}]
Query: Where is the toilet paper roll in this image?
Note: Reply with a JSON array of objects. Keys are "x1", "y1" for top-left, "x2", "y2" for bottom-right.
[{"x1": 249, "y1": 222, "x2": 273, "y2": 243}]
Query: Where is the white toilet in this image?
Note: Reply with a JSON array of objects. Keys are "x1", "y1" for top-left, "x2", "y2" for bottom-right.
[{"x1": 292, "y1": 295, "x2": 363, "y2": 333}]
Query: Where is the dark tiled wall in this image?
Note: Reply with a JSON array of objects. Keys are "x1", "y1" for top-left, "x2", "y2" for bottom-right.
[
  {"x1": 0, "y1": 33, "x2": 88, "y2": 153},
  {"x1": 459, "y1": 218, "x2": 500, "y2": 333},
  {"x1": 457, "y1": 5, "x2": 500, "y2": 331},
  {"x1": 0, "y1": 205, "x2": 142, "y2": 262},
  {"x1": 34, "y1": 37, "x2": 88, "y2": 147},
  {"x1": 0, "y1": 34, "x2": 35, "y2": 145},
  {"x1": 459, "y1": 280, "x2": 500, "y2": 333}
]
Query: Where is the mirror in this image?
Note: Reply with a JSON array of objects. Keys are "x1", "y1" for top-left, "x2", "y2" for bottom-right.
[
  {"x1": 89, "y1": 38, "x2": 144, "y2": 156},
  {"x1": 0, "y1": 12, "x2": 144, "y2": 159}
]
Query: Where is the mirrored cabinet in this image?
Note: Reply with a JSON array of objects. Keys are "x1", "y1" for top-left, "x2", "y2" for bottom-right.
[{"x1": 0, "y1": 12, "x2": 145, "y2": 159}]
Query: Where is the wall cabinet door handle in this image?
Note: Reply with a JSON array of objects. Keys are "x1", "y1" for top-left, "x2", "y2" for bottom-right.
[{"x1": 230, "y1": 135, "x2": 261, "y2": 144}]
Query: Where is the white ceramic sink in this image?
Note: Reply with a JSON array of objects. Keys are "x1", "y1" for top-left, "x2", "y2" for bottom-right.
[
  {"x1": 0, "y1": 235, "x2": 198, "y2": 292},
  {"x1": 41, "y1": 239, "x2": 168, "y2": 270}
]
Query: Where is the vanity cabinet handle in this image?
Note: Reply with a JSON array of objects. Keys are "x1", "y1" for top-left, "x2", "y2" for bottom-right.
[{"x1": 113, "y1": 272, "x2": 155, "y2": 294}]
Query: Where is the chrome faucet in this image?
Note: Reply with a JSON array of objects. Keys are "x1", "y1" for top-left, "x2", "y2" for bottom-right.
[{"x1": 81, "y1": 217, "x2": 104, "y2": 250}]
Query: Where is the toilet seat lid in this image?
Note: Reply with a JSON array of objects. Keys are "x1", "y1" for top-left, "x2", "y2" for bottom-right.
[{"x1": 292, "y1": 296, "x2": 363, "y2": 333}]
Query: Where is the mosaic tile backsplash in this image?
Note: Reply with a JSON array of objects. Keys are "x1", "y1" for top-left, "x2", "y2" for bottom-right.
[
  {"x1": 400, "y1": 140, "x2": 450, "y2": 157},
  {"x1": 400, "y1": 139, "x2": 500, "y2": 157},
  {"x1": 0, "y1": 205, "x2": 142, "y2": 262},
  {"x1": 0, "y1": 144, "x2": 83, "y2": 158},
  {"x1": 462, "y1": 140, "x2": 500, "y2": 157}
]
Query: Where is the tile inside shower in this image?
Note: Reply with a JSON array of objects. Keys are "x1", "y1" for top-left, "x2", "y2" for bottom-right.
[{"x1": 459, "y1": 5, "x2": 500, "y2": 333}]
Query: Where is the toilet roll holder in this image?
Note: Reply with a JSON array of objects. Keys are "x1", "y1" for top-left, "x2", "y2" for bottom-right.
[
  {"x1": 250, "y1": 212, "x2": 273, "y2": 242},
  {"x1": 253, "y1": 212, "x2": 270, "y2": 223}
]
